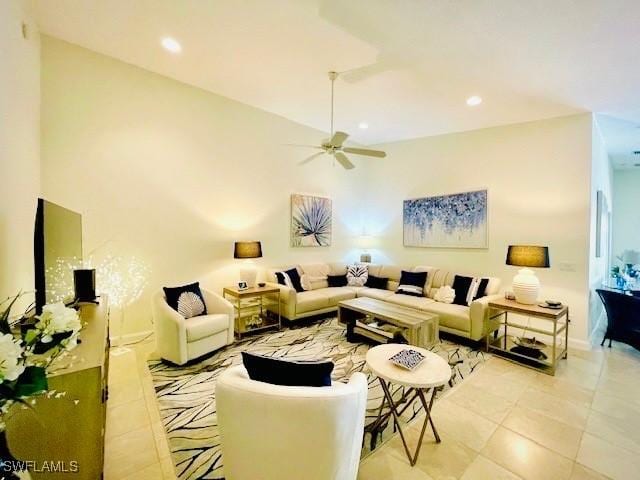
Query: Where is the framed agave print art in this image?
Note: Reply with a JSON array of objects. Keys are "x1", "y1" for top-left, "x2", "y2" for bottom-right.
[
  {"x1": 291, "y1": 194, "x2": 332, "y2": 247},
  {"x1": 403, "y1": 189, "x2": 488, "y2": 248}
]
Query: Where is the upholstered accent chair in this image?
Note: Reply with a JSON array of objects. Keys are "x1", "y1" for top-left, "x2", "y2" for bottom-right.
[
  {"x1": 597, "y1": 288, "x2": 640, "y2": 351},
  {"x1": 217, "y1": 365, "x2": 368, "y2": 480},
  {"x1": 152, "y1": 288, "x2": 234, "y2": 365}
]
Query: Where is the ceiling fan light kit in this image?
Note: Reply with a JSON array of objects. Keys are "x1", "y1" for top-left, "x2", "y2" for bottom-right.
[{"x1": 288, "y1": 71, "x2": 387, "y2": 170}]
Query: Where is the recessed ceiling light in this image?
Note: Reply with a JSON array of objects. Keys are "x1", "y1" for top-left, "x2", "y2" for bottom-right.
[
  {"x1": 161, "y1": 37, "x2": 182, "y2": 54},
  {"x1": 466, "y1": 95, "x2": 483, "y2": 106},
  {"x1": 358, "y1": 122, "x2": 369, "y2": 129}
]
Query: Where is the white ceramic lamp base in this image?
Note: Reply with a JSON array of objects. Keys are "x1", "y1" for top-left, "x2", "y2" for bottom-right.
[
  {"x1": 512, "y1": 268, "x2": 540, "y2": 305},
  {"x1": 239, "y1": 267, "x2": 257, "y2": 288}
]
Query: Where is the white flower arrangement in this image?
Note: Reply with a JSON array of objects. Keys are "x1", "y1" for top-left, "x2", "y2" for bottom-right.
[
  {"x1": 35, "y1": 302, "x2": 81, "y2": 345},
  {"x1": 0, "y1": 334, "x2": 25, "y2": 383},
  {"x1": 0, "y1": 294, "x2": 82, "y2": 433}
]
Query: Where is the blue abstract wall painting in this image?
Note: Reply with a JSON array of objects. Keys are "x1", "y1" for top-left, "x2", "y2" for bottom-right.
[
  {"x1": 291, "y1": 194, "x2": 332, "y2": 247},
  {"x1": 403, "y1": 190, "x2": 488, "y2": 248}
]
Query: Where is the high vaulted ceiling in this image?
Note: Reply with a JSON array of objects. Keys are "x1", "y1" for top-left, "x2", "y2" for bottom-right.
[{"x1": 32, "y1": 0, "x2": 640, "y2": 152}]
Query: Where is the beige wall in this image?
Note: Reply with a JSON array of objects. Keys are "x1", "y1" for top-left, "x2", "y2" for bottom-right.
[
  {"x1": 0, "y1": 1, "x2": 40, "y2": 310},
  {"x1": 40, "y1": 37, "x2": 365, "y2": 336},
  {"x1": 612, "y1": 169, "x2": 640, "y2": 260},
  {"x1": 588, "y1": 119, "x2": 613, "y2": 338},
  {"x1": 364, "y1": 114, "x2": 594, "y2": 344}
]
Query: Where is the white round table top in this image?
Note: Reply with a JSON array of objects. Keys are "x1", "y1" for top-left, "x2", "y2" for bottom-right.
[{"x1": 366, "y1": 344, "x2": 452, "y2": 388}]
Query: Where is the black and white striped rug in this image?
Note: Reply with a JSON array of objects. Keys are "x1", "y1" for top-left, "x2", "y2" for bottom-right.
[{"x1": 148, "y1": 318, "x2": 487, "y2": 480}]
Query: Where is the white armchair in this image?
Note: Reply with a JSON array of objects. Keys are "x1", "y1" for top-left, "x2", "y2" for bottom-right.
[
  {"x1": 152, "y1": 288, "x2": 234, "y2": 365},
  {"x1": 217, "y1": 365, "x2": 368, "y2": 480}
]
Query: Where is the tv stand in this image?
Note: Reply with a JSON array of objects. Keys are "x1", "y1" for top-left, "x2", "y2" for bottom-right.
[{"x1": 6, "y1": 297, "x2": 110, "y2": 479}]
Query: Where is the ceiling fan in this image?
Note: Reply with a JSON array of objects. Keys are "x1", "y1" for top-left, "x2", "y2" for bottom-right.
[{"x1": 288, "y1": 71, "x2": 386, "y2": 170}]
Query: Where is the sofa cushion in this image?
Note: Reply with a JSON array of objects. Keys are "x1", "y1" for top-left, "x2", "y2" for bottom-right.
[
  {"x1": 300, "y1": 264, "x2": 330, "y2": 290},
  {"x1": 386, "y1": 294, "x2": 435, "y2": 311},
  {"x1": 323, "y1": 287, "x2": 357, "y2": 305},
  {"x1": 356, "y1": 287, "x2": 395, "y2": 301},
  {"x1": 365, "y1": 275, "x2": 389, "y2": 290},
  {"x1": 186, "y1": 313, "x2": 229, "y2": 342},
  {"x1": 452, "y1": 275, "x2": 490, "y2": 305},
  {"x1": 424, "y1": 302, "x2": 470, "y2": 333},
  {"x1": 396, "y1": 271, "x2": 428, "y2": 297},
  {"x1": 242, "y1": 352, "x2": 334, "y2": 387},
  {"x1": 327, "y1": 274, "x2": 348, "y2": 287},
  {"x1": 296, "y1": 290, "x2": 331, "y2": 314}
]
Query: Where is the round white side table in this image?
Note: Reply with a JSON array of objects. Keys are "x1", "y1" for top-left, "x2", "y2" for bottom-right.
[{"x1": 366, "y1": 343, "x2": 451, "y2": 466}]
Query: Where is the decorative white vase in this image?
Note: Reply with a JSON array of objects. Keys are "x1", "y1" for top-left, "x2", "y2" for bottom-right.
[
  {"x1": 239, "y1": 267, "x2": 257, "y2": 288},
  {"x1": 512, "y1": 268, "x2": 540, "y2": 304}
]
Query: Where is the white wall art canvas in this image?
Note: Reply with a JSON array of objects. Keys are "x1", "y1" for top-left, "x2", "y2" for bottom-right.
[
  {"x1": 403, "y1": 189, "x2": 488, "y2": 248},
  {"x1": 291, "y1": 194, "x2": 332, "y2": 247}
]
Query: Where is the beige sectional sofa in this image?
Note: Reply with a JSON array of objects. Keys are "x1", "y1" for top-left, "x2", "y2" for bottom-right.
[{"x1": 266, "y1": 263, "x2": 503, "y2": 342}]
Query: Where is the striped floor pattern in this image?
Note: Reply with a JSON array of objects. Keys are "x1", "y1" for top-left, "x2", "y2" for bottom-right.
[{"x1": 148, "y1": 318, "x2": 486, "y2": 479}]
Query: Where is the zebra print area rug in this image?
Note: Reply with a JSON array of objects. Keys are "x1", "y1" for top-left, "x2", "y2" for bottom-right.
[{"x1": 148, "y1": 318, "x2": 487, "y2": 480}]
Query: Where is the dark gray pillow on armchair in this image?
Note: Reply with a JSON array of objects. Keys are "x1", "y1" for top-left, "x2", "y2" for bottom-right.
[{"x1": 241, "y1": 352, "x2": 334, "y2": 387}]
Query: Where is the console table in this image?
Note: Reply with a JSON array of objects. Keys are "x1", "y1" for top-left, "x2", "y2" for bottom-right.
[
  {"x1": 486, "y1": 298, "x2": 569, "y2": 375},
  {"x1": 6, "y1": 298, "x2": 110, "y2": 479}
]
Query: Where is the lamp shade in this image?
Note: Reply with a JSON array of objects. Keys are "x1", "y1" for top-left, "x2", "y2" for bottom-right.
[
  {"x1": 506, "y1": 245, "x2": 550, "y2": 268},
  {"x1": 234, "y1": 241, "x2": 262, "y2": 259}
]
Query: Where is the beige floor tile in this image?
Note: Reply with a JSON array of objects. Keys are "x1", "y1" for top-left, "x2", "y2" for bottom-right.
[
  {"x1": 447, "y1": 383, "x2": 515, "y2": 423},
  {"x1": 161, "y1": 457, "x2": 177, "y2": 480},
  {"x1": 106, "y1": 398, "x2": 151, "y2": 438},
  {"x1": 431, "y1": 399, "x2": 499, "y2": 452},
  {"x1": 104, "y1": 426, "x2": 159, "y2": 479},
  {"x1": 467, "y1": 370, "x2": 529, "y2": 402},
  {"x1": 569, "y1": 463, "x2": 610, "y2": 480},
  {"x1": 387, "y1": 426, "x2": 477, "y2": 480},
  {"x1": 461, "y1": 455, "x2": 523, "y2": 480},
  {"x1": 482, "y1": 427, "x2": 574, "y2": 480},
  {"x1": 591, "y1": 391, "x2": 640, "y2": 422},
  {"x1": 528, "y1": 374, "x2": 595, "y2": 408},
  {"x1": 596, "y1": 375, "x2": 640, "y2": 408},
  {"x1": 502, "y1": 405, "x2": 583, "y2": 459},
  {"x1": 517, "y1": 389, "x2": 589, "y2": 429},
  {"x1": 358, "y1": 450, "x2": 435, "y2": 480},
  {"x1": 108, "y1": 376, "x2": 144, "y2": 407},
  {"x1": 152, "y1": 421, "x2": 172, "y2": 459},
  {"x1": 120, "y1": 462, "x2": 164, "y2": 480},
  {"x1": 586, "y1": 409, "x2": 640, "y2": 454},
  {"x1": 577, "y1": 433, "x2": 640, "y2": 480}
]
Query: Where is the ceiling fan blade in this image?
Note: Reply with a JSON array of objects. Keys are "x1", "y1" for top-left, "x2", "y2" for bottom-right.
[
  {"x1": 298, "y1": 151, "x2": 325, "y2": 165},
  {"x1": 329, "y1": 131, "x2": 349, "y2": 147},
  {"x1": 334, "y1": 152, "x2": 355, "y2": 170},
  {"x1": 284, "y1": 143, "x2": 323, "y2": 149},
  {"x1": 342, "y1": 147, "x2": 387, "y2": 158}
]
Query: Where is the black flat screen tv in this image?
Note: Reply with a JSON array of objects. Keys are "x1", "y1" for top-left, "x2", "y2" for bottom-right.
[{"x1": 34, "y1": 199, "x2": 83, "y2": 314}]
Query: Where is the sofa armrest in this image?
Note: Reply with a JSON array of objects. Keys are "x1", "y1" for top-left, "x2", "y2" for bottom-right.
[
  {"x1": 469, "y1": 294, "x2": 504, "y2": 340},
  {"x1": 202, "y1": 289, "x2": 235, "y2": 344},
  {"x1": 265, "y1": 282, "x2": 297, "y2": 304},
  {"x1": 151, "y1": 292, "x2": 188, "y2": 364}
]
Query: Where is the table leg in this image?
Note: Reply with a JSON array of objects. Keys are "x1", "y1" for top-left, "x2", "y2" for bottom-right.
[{"x1": 378, "y1": 379, "x2": 440, "y2": 467}]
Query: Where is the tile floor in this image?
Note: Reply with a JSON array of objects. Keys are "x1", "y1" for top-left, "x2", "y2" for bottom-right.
[{"x1": 104, "y1": 332, "x2": 640, "y2": 480}]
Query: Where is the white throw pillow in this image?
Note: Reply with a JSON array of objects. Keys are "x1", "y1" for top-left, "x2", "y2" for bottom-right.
[
  {"x1": 434, "y1": 286, "x2": 455, "y2": 304},
  {"x1": 300, "y1": 275, "x2": 326, "y2": 291},
  {"x1": 346, "y1": 264, "x2": 369, "y2": 287}
]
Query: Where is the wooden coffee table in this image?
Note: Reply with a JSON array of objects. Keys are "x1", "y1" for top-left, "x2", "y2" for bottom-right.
[{"x1": 338, "y1": 297, "x2": 439, "y2": 347}]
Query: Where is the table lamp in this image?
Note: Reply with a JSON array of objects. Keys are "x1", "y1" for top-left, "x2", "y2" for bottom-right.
[
  {"x1": 506, "y1": 245, "x2": 550, "y2": 304},
  {"x1": 234, "y1": 241, "x2": 262, "y2": 288}
]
